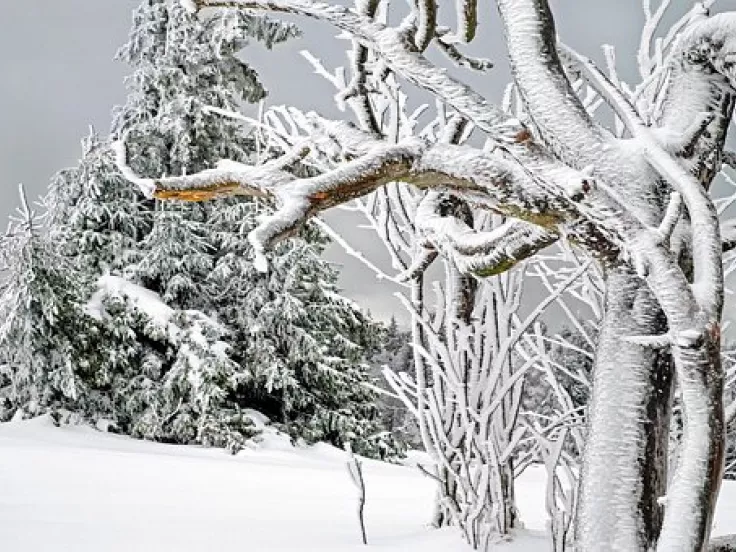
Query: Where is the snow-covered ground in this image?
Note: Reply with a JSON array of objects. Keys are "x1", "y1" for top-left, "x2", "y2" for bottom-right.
[{"x1": 0, "y1": 417, "x2": 733, "y2": 552}]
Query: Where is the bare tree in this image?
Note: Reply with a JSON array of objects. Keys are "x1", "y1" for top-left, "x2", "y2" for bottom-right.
[
  {"x1": 383, "y1": 264, "x2": 583, "y2": 547},
  {"x1": 117, "y1": 0, "x2": 736, "y2": 549},
  {"x1": 518, "y1": 254, "x2": 603, "y2": 550},
  {"x1": 250, "y1": 29, "x2": 531, "y2": 543}
]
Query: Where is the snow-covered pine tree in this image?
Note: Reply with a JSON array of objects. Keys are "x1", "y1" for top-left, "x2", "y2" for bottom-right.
[
  {"x1": 208, "y1": 204, "x2": 397, "y2": 458},
  {"x1": 46, "y1": 130, "x2": 150, "y2": 277},
  {"x1": 111, "y1": 0, "x2": 396, "y2": 457},
  {"x1": 38, "y1": 0, "x2": 268, "y2": 440},
  {"x1": 112, "y1": 0, "x2": 295, "y2": 175},
  {"x1": 112, "y1": 0, "x2": 298, "y2": 311},
  {"x1": 27, "y1": 0, "x2": 293, "y2": 444},
  {"x1": 131, "y1": 202, "x2": 212, "y2": 310},
  {"x1": 0, "y1": 186, "x2": 100, "y2": 421}
]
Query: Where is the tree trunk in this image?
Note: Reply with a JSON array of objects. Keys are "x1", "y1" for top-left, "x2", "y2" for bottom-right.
[
  {"x1": 656, "y1": 334, "x2": 724, "y2": 551},
  {"x1": 494, "y1": 461, "x2": 517, "y2": 535},
  {"x1": 577, "y1": 267, "x2": 673, "y2": 550}
]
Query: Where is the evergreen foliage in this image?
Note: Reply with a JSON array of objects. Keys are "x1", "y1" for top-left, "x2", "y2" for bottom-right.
[
  {"x1": 367, "y1": 317, "x2": 419, "y2": 447},
  {"x1": 3, "y1": 0, "x2": 399, "y2": 458},
  {"x1": 85, "y1": 276, "x2": 257, "y2": 452},
  {"x1": 46, "y1": 130, "x2": 150, "y2": 276},
  {"x1": 0, "y1": 188, "x2": 98, "y2": 420},
  {"x1": 108, "y1": 0, "x2": 392, "y2": 456}
]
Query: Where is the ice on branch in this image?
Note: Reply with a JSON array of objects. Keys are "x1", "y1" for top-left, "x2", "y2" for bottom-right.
[
  {"x1": 196, "y1": 0, "x2": 508, "y2": 139},
  {"x1": 180, "y1": 0, "x2": 199, "y2": 14}
]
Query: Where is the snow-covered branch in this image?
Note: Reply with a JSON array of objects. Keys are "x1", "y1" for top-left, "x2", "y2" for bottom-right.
[
  {"x1": 415, "y1": 193, "x2": 558, "y2": 276},
  {"x1": 117, "y1": 125, "x2": 628, "y2": 275},
  {"x1": 453, "y1": 0, "x2": 478, "y2": 43},
  {"x1": 495, "y1": 0, "x2": 605, "y2": 162},
  {"x1": 188, "y1": 0, "x2": 508, "y2": 138}
]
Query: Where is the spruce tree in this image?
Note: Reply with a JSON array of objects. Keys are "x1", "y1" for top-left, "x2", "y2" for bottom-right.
[
  {"x1": 39, "y1": 0, "x2": 397, "y2": 457},
  {"x1": 111, "y1": 0, "x2": 298, "y2": 311},
  {"x1": 0, "y1": 187, "x2": 98, "y2": 420},
  {"x1": 46, "y1": 130, "x2": 150, "y2": 277}
]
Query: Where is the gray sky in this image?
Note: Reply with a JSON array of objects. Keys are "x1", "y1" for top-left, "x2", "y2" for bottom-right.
[{"x1": 1, "y1": 0, "x2": 734, "y2": 325}]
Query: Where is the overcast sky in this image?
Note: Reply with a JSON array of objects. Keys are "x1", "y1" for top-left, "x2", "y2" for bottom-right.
[{"x1": 1, "y1": 0, "x2": 735, "y2": 325}]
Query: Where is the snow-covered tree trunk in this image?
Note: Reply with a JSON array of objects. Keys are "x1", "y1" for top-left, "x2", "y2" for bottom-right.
[
  {"x1": 495, "y1": 1, "x2": 728, "y2": 548},
  {"x1": 578, "y1": 267, "x2": 674, "y2": 549}
]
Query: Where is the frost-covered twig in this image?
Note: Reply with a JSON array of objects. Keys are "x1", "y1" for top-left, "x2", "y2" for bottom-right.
[
  {"x1": 346, "y1": 445, "x2": 368, "y2": 545},
  {"x1": 189, "y1": 0, "x2": 509, "y2": 137}
]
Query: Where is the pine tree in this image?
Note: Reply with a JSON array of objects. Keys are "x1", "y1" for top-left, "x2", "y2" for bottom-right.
[
  {"x1": 112, "y1": 0, "x2": 298, "y2": 311},
  {"x1": 46, "y1": 130, "x2": 150, "y2": 277},
  {"x1": 112, "y1": 0, "x2": 295, "y2": 176},
  {"x1": 0, "y1": 187, "x2": 99, "y2": 420},
  {"x1": 131, "y1": 202, "x2": 212, "y2": 309}
]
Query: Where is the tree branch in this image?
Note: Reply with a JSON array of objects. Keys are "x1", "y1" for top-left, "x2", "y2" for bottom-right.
[
  {"x1": 454, "y1": 0, "x2": 478, "y2": 43},
  {"x1": 434, "y1": 30, "x2": 493, "y2": 72},
  {"x1": 115, "y1": 124, "x2": 627, "y2": 273},
  {"x1": 569, "y1": 39, "x2": 723, "y2": 320},
  {"x1": 339, "y1": 0, "x2": 381, "y2": 134},
  {"x1": 415, "y1": 192, "x2": 558, "y2": 276},
  {"x1": 190, "y1": 0, "x2": 508, "y2": 138},
  {"x1": 413, "y1": 0, "x2": 437, "y2": 52},
  {"x1": 494, "y1": 0, "x2": 605, "y2": 164}
]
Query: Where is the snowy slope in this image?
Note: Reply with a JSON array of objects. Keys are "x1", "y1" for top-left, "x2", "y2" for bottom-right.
[{"x1": 0, "y1": 418, "x2": 733, "y2": 552}]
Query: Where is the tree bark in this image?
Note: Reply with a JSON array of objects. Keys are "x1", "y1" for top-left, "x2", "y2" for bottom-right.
[{"x1": 577, "y1": 267, "x2": 672, "y2": 550}]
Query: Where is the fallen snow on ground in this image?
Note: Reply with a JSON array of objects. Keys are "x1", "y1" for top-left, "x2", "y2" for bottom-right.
[{"x1": 0, "y1": 417, "x2": 733, "y2": 551}]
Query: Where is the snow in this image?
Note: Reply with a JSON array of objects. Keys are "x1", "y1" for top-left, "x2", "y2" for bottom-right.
[
  {"x1": 86, "y1": 274, "x2": 174, "y2": 326},
  {"x1": 180, "y1": 0, "x2": 198, "y2": 14},
  {"x1": 1, "y1": 417, "x2": 732, "y2": 551},
  {"x1": 0, "y1": 417, "x2": 465, "y2": 552}
]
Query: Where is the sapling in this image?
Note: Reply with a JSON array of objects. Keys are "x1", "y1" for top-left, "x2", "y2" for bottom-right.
[{"x1": 346, "y1": 443, "x2": 368, "y2": 546}]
